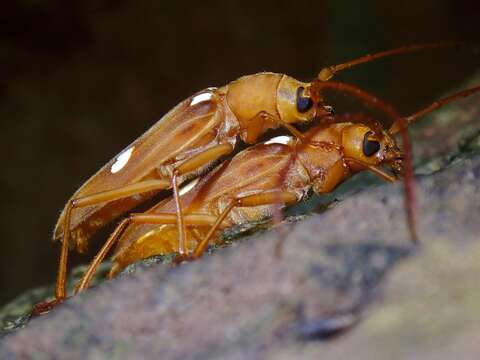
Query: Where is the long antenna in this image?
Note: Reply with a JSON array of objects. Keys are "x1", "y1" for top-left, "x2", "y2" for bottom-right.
[
  {"x1": 399, "y1": 129, "x2": 418, "y2": 243},
  {"x1": 389, "y1": 85, "x2": 480, "y2": 134},
  {"x1": 389, "y1": 84, "x2": 480, "y2": 243},
  {"x1": 311, "y1": 80, "x2": 398, "y2": 134},
  {"x1": 318, "y1": 42, "x2": 462, "y2": 81}
]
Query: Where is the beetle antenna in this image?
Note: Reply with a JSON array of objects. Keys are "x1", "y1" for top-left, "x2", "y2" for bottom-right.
[
  {"x1": 318, "y1": 42, "x2": 462, "y2": 81},
  {"x1": 399, "y1": 129, "x2": 418, "y2": 243},
  {"x1": 389, "y1": 85, "x2": 480, "y2": 134},
  {"x1": 310, "y1": 80, "x2": 398, "y2": 134}
]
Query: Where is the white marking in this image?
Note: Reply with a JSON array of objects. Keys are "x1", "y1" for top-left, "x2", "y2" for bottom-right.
[
  {"x1": 179, "y1": 178, "x2": 199, "y2": 196},
  {"x1": 111, "y1": 146, "x2": 135, "y2": 174},
  {"x1": 190, "y1": 91, "x2": 213, "y2": 106},
  {"x1": 264, "y1": 135, "x2": 292, "y2": 145}
]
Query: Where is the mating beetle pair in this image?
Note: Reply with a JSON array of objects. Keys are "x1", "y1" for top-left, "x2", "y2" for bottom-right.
[{"x1": 33, "y1": 42, "x2": 480, "y2": 314}]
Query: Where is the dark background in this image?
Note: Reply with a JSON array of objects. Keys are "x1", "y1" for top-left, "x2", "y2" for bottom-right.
[{"x1": 1, "y1": 0, "x2": 479, "y2": 306}]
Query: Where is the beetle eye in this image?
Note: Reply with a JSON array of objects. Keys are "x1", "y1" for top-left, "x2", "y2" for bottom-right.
[
  {"x1": 296, "y1": 87, "x2": 313, "y2": 113},
  {"x1": 362, "y1": 131, "x2": 380, "y2": 156}
]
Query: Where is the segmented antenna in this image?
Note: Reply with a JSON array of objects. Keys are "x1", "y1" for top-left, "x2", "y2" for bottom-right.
[
  {"x1": 389, "y1": 85, "x2": 480, "y2": 134},
  {"x1": 318, "y1": 42, "x2": 462, "y2": 81},
  {"x1": 310, "y1": 80, "x2": 398, "y2": 135}
]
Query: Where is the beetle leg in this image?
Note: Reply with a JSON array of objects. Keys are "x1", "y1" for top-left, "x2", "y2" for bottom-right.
[
  {"x1": 240, "y1": 110, "x2": 306, "y2": 143},
  {"x1": 344, "y1": 157, "x2": 396, "y2": 182},
  {"x1": 281, "y1": 122, "x2": 307, "y2": 142},
  {"x1": 311, "y1": 81, "x2": 400, "y2": 127},
  {"x1": 174, "y1": 143, "x2": 234, "y2": 175},
  {"x1": 242, "y1": 111, "x2": 274, "y2": 143},
  {"x1": 399, "y1": 129, "x2": 418, "y2": 243},
  {"x1": 271, "y1": 153, "x2": 298, "y2": 258},
  {"x1": 250, "y1": 111, "x2": 340, "y2": 147},
  {"x1": 57, "y1": 179, "x2": 171, "y2": 302},
  {"x1": 171, "y1": 171, "x2": 187, "y2": 255},
  {"x1": 75, "y1": 213, "x2": 218, "y2": 293},
  {"x1": 190, "y1": 191, "x2": 298, "y2": 260},
  {"x1": 167, "y1": 143, "x2": 234, "y2": 255}
]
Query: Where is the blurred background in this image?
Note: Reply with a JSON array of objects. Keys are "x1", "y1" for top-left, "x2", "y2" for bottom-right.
[{"x1": 1, "y1": 0, "x2": 479, "y2": 306}]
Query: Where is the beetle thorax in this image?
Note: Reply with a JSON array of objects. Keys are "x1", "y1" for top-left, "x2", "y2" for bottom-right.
[
  {"x1": 296, "y1": 124, "x2": 350, "y2": 194},
  {"x1": 226, "y1": 73, "x2": 283, "y2": 143}
]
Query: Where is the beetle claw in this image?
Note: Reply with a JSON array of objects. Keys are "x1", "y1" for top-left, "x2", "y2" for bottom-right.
[
  {"x1": 172, "y1": 253, "x2": 194, "y2": 265},
  {"x1": 31, "y1": 298, "x2": 63, "y2": 316}
]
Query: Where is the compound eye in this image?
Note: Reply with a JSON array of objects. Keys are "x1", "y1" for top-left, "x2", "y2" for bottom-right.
[
  {"x1": 362, "y1": 131, "x2": 380, "y2": 156},
  {"x1": 296, "y1": 87, "x2": 313, "y2": 113}
]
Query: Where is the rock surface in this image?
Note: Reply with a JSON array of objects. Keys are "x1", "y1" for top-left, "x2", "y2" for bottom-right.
[{"x1": 1, "y1": 75, "x2": 479, "y2": 359}]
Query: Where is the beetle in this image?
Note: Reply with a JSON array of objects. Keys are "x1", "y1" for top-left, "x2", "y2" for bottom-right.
[
  {"x1": 69, "y1": 84, "x2": 480, "y2": 292},
  {"x1": 45, "y1": 42, "x2": 459, "y2": 311}
]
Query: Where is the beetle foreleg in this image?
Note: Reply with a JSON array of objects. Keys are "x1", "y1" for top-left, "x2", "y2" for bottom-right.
[
  {"x1": 344, "y1": 157, "x2": 396, "y2": 183},
  {"x1": 247, "y1": 111, "x2": 307, "y2": 143}
]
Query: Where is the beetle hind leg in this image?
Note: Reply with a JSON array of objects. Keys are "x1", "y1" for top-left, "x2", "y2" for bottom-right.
[
  {"x1": 187, "y1": 190, "x2": 298, "y2": 260},
  {"x1": 52, "y1": 179, "x2": 171, "y2": 308},
  {"x1": 75, "y1": 213, "x2": 217, "y2": 292}
]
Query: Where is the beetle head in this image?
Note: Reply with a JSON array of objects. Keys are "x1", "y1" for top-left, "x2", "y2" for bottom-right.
[
  {"x1": 341, "y1": 122, "x2": 403, "y2": 178},
  {"x1": 276, "y1": 76, "x2": 334, "y2": 124}
]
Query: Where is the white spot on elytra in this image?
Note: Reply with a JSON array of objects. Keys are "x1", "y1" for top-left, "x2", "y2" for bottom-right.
[
  {"x1": 179, "y1": 178, "x2": 199, "y2": 196},
  {"x1": 264, "y1": 135, "x2": 292, "y2": 145},
  {"x1": 190, "y1": 91, "x2": 213, "y2": 106},
  {"x1": 111, "y1": 146, "x2": 135, "y2": 174}
]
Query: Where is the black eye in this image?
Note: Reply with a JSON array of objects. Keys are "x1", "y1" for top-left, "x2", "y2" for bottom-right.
[
  {"x1": 296, "y1": 87, "x2": 313, "y2": 113},
  {"x1": 362, "y1": 131, "x2": 380, "y2": 156}
]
